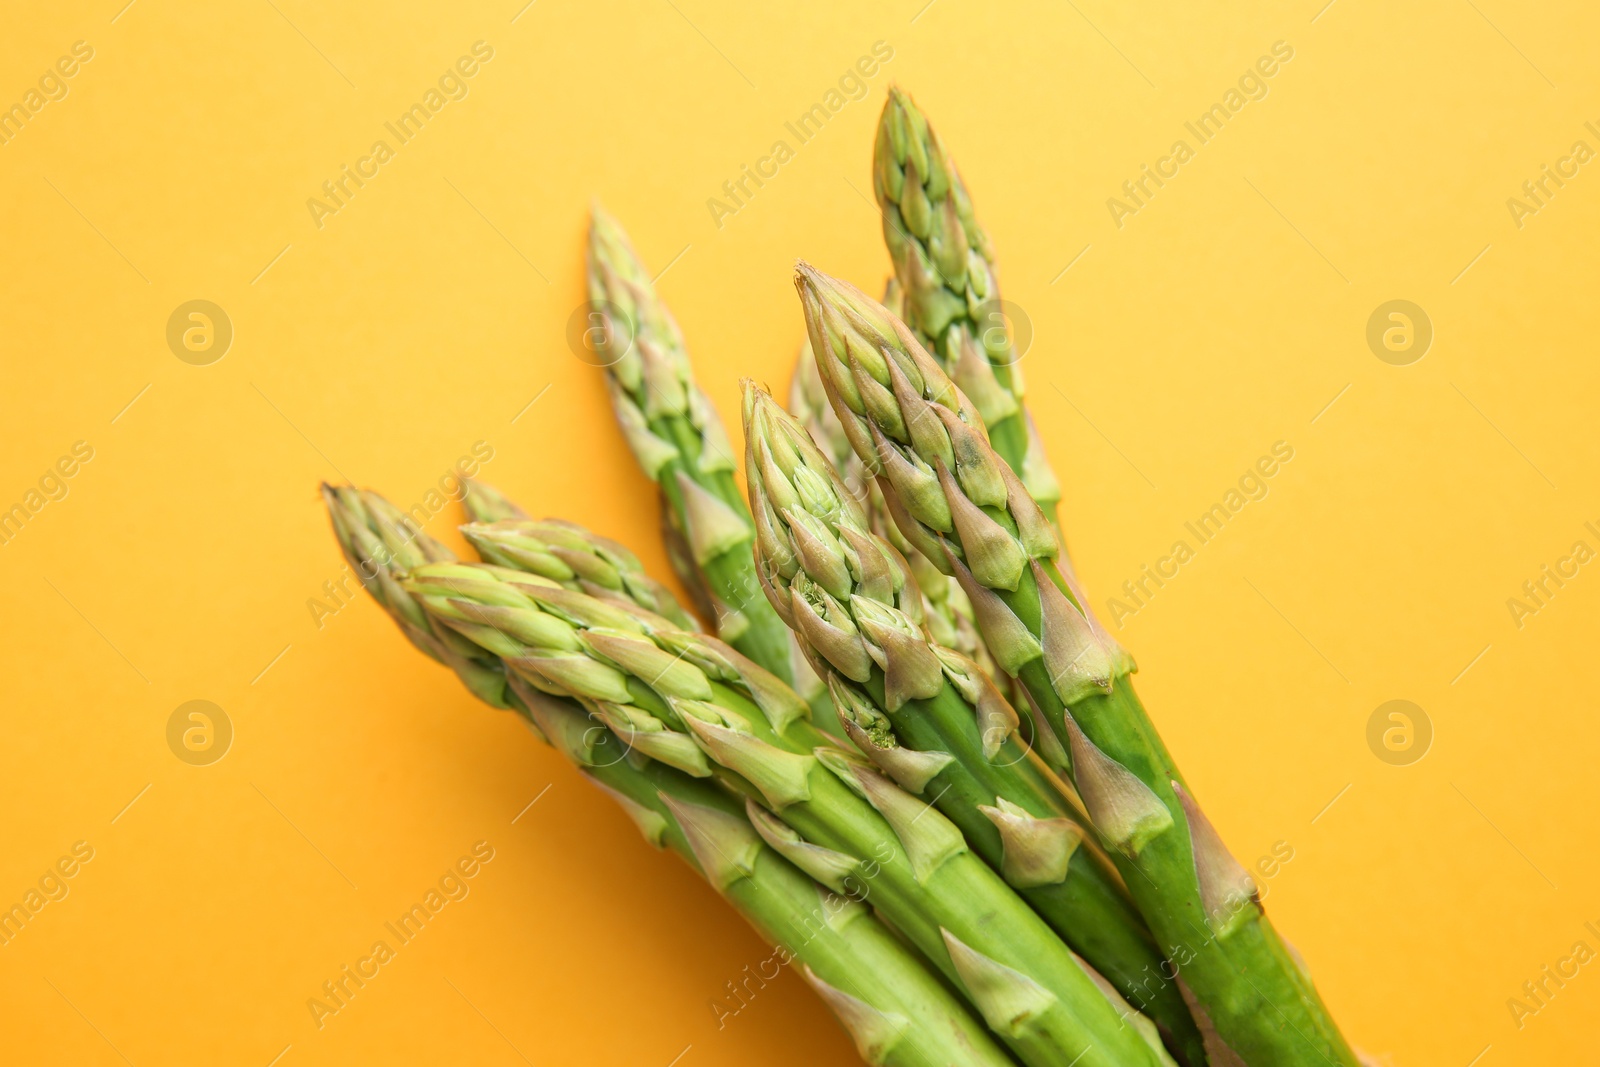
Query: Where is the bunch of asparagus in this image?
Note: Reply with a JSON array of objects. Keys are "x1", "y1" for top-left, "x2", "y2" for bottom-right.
[{"x1": 323, "y1": 88, "x2": 1362, "y2": 1065}]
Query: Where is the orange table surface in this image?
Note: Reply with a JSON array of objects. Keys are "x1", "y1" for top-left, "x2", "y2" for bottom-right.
[{"x1": 3, "y1": 2, "x2": 1597, "y2": 1064}]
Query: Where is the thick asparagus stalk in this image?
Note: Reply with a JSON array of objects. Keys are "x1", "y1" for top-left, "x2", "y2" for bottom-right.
[
  {"x1": 872, "y1": 88, "x2": 1060, "y2": 522},
  {"x1": 587, "y1": 207, "x2": 805, "y2": 686},
  {"x1": 400, "y1": 558, "x2": 1175, "y2": 1067},
  {"x1": 744, "y1": 383, "x2": 1206, "y2": 1066},
  {"x1": 322, "y1": 484, "x2": 1018, "y2": 1067},
  {"x1": 795, "y1": 265, "x2": 1360, "y2": 1066}
]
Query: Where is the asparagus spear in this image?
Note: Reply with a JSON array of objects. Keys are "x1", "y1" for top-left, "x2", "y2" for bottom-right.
[
  {"x1": 399, "y1": 556, "x2": 1176, "y2": 1067},
  {"x1": 587, "y1": 207, "x2": 805, "y2": 685},
  {"x1": 872, "y1": 88, "x2": 1061, "y2": 523},
  {"x1": 795, "y1": 265, "x2": 1361, "y2": 1066},
  {"x1": 322, "y1": 484, "x2": 1019, "y2": 1067},
  {"x1": 745, "y1": 382, "x2": 1207, "y2": 1066}
]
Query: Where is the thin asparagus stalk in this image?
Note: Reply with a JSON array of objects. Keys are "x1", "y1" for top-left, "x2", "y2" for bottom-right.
[
  {"x1": 795, "y1": 265, "x2": 1360, "y2": 1066},
  {"x1": 400, "y1": 558, "x2": 1175, "y2": 1067},
  {"x1": 872, "y1": 88, "x2": 1061, "y2": 524},
  {"x1": 322, "y1": 484, "x2": 1019, "y2": 1067},
  {"x1": 587, "y1": 207, "x2": 806, "y2": 689},
  {"x1": 744, "y1": 382, "x2": 1206, "y2": 1067}
]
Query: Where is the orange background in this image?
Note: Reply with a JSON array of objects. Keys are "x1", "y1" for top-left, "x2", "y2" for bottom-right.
[{"x1": 3, "y1": 2, "x2": 1597, "y2": 1064}]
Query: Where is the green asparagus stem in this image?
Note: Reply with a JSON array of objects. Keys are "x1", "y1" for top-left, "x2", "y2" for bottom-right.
[
  {"x1": 587, "y1": 207, "x2": 804, "y2": 688},
  {"x1": 744, "y1": 383, "x2": 1206, "y2": 1067},
  {"x1": 403, "y1": 555, "x2": 1175, "y2": 1067},
  {"x1": 795, "y1": 265, "x2": 1361, "y2": 1066},
  {"x1": 322, "y1": 484, "x2": 1018, "y2": 1067},
  {"x1": 872, "y1": 89, "x2": 1061, "y2": 523}
]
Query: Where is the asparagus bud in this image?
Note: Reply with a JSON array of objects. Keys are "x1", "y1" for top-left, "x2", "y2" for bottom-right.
[
  {"x1": 462, "y1": 514, "x2": 701, "y2": 632},
  {"x1": 872, "y1": 87, "x2": 1061, "y2": 523}
]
